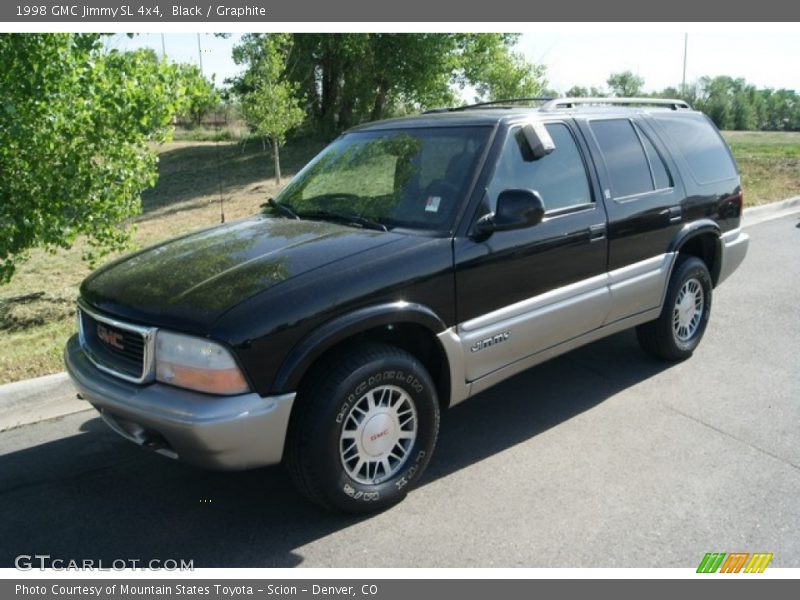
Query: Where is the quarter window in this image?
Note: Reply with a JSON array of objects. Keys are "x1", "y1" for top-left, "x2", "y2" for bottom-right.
[
  {"x1": 486, "y1": 123, "x2": 592, "y2": 213},
  {"x1": 652, "y1": 113, "x2": 738, "y2": 184},
  {"x1": 640, "y1": 129, "x2": 672, "y2": 190}
]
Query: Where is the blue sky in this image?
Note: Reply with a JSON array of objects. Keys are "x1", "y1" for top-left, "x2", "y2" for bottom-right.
[{"x1": 107, "y1": 31, "x2": 800, "y2": 94}]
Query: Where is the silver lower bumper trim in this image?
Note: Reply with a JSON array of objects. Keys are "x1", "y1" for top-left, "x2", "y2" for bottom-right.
[
  {"x1": 717, "y1": 228, "x2": 750, "y2": 285},
  {"x1": 64, "y1": 335, "x2": 295, "y2": 470}
]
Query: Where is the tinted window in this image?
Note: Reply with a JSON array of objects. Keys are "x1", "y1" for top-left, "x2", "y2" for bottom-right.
[
  {"x1": 639, "y1": 128, "x2": 672, "y2": 189},
  {"x1": 590, "y1": 119, "x2": 653, "y2": 198},
  {"x1": 486, "y1": 123, "x2": 592, "y2": 213},
  {"x1": 274, "y1": 127, "x2": 490, "y2": 233},
  {"x1": 653, "y1": 113, "x2": 738, "y2": 184}
]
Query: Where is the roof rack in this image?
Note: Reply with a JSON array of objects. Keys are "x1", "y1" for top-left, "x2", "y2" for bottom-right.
[
  {"x1": 423, "y1": 97, "x2": 554, "y2": 114},
  {"x1": 541, "y1": 97, "x2": 691, "y2": 111}
]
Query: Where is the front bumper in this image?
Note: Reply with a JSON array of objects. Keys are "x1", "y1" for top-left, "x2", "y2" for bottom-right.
[
  {"x1": 717, "y1": 228, "x2": 750, "y2": 285},
  {"x1": 64, "y1": 334, "x2": 295, "y2": 470}
]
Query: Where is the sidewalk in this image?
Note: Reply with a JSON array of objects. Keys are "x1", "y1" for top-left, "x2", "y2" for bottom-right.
[
  {"x1": 1, "y1": 195, "x2": 799, "y2": 432},
  {"x1": 0, "y1": 372, "x2": 88, "y2": 432}
]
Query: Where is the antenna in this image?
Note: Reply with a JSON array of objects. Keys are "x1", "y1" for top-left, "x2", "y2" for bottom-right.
[{"x1": 214, "y1": 108, "x2": 225, "y2": 223}]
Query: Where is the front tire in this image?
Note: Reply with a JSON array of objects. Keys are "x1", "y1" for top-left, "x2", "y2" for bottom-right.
[
  {"x1": 636, "y1": 256, "x2": 713, "y2": 361},
  {"x1": 285, "y1": 343, "x2": 440, "y2": 513}
]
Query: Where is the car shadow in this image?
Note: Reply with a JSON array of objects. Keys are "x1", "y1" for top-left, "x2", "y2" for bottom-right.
[{"x1": 0, "y1": 330, "x2": 673, "y2": 568}]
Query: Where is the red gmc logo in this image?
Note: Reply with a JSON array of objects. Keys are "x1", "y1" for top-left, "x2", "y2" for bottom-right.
[
  {"x1": 96, "y1": 324, "x2": 124, "y2": 350},
  {"x1": 370, "y1": 429, "x2": 389, "y2": 442}
]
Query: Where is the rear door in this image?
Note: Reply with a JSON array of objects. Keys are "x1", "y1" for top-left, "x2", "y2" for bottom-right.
[
  {"x1": 453, "y1": 120, "x2": 609, "y2": 382},
  {"x1": 577, "y1": 116, "x2": 685, "y2": 322}
]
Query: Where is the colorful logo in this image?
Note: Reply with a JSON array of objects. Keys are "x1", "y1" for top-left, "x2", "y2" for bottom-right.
[
  {"x1": 697, "y1": 552, "x2": 773, "y2": 573},
  {"x1": 96, "y1": 324, "x2": 125, "y2": 350}
]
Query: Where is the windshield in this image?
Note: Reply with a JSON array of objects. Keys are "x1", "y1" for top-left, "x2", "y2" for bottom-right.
[{"x1": 269, "y1": 127, "x2": 491, "y2": 233}]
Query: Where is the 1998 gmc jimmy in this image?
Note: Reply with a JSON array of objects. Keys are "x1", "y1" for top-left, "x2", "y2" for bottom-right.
[{"x1": 65, "y1": 97, "x2": 749, "y2": 512}]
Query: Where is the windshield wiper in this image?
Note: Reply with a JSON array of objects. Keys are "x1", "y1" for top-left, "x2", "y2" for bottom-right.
[
  {"x1": 299, "y1": 210, "x2": 389, "y2": 232},
  {"x1": 264, "y1": 198, "x2": 300, "y2": 220}
]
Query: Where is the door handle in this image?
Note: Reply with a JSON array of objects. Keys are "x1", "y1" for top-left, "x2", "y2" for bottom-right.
[
  {"x1": 668, "y1": 206, "x2": 682, "y2": 223},
  {"x1": 589, "y1": 224, "x2": 606, "y2": 242}
]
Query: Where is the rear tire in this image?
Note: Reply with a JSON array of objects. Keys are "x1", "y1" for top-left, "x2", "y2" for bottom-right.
[
  {"x1": 285, "y1": 343, "x2": 439, "y2": 513},
  {"x1": 636, "y1": 256, "x2": 713, "y2": 361}
]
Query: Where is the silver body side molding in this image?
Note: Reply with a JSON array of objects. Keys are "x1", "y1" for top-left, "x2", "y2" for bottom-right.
[
  {"x1": 438, "y1": 252, "x2": 676, "y2": 406},
  {"x1": 468, "y1": 308, "x2": 659, "y2": 397}
]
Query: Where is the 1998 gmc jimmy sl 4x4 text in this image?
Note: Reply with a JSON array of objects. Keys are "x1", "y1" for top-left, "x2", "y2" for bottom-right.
[{"x1": 65, "y1": 97, "x2": 749, "y2": 512}]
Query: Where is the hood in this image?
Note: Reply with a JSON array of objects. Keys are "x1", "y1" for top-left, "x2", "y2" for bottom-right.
[{"x1": 80, "y1": 216, "x2": 404, "y2": 332}]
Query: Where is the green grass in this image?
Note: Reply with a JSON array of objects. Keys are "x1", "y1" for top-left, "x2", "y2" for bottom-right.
[
  {"x1": 0, "y1": 131, "x2": 797, "y2": 384},
  {"x1": 722, "y1": 131, "x2": 800, "y2": 205},
  {"x1": 172, "y1": 123, "x2": 251, "y2": 142}
]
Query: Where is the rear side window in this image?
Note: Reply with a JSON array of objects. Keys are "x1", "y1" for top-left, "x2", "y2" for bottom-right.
[
  {"x1": 652, "y1": 113, "x2": 738, "y2": 184},
  {"x1": 589, "y1": 119, "x2": 655, "y2": 198}
]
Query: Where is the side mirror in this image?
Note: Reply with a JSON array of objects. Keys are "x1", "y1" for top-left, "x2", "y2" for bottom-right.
[{"x1": 475, "y1": 189, "x2": 546, "y2": 235}]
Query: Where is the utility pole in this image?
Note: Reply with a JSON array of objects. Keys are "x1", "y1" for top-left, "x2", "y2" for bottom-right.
[
  {"x1": 197, "y1": 33, "x2": 203, "y2": 76},
  {"x1": 160, "y1": 33, "x2": 166, "y2": 60},
  {"x1": 681, "y1": 33, "x2": 688, "y2": 98}
]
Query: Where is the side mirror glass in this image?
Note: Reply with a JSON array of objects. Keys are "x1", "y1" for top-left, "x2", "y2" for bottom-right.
[{"x1": 475, "y1": 189, "x2": 545, "y2": 235}]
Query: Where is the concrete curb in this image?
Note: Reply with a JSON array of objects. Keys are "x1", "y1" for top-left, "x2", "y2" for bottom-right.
[
  {"x1": 0, "y1": 372, "x2": 89, "y2": 432},
  {"x1": 742, "y1": 195, "x2": 800, "y2": 228},
  {"x1": 2, "y1": 196, "x2": 800, "y2": 432}
]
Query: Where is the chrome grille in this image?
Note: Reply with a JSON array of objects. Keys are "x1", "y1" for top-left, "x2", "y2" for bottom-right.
[{"x1": 77, "y1": 302, "x2": 156, "y2": 384}]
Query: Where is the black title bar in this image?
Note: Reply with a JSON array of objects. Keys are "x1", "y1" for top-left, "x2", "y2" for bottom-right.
[
  {"x1": 2, "y1": 0, "x2": 800, "y2": 22},
  {"x1": 4, "y1": 579, "x2": 799, "y2": 600}
]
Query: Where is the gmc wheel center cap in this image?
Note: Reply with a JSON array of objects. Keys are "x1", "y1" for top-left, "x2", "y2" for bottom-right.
[
  {"x1": 361, "y1": 412, "x2": 397, "y2": 456},
  {"x1": 679, "y1": 294, "x2": 695, "y2": 323}
]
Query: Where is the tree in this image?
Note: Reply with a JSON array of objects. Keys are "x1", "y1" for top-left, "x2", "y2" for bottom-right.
[
  {"x1": 607, "y1": 70, "x2": 644, "y2": 97},
  {"x1": 175, "y1": 64, "x2": 219, "y2": 125},
  {"x1": 0, "y1": 34, "x2": 193, "y2": 284},
  {"x1": 232, "y1": 34, "x2": 547, "y2": 137},
  {"x1": 566, "y1": 85, "x2": 589, "y2": 97},
  {"x1": 651, "y1": 76, "x2": 800, "y2": 131},
  {"x1": 694, "y1": 76, "x2": 736, "y2": 130},
  {"x1": 459, "y1": 34, "x2": 546, "y2": 101},
  {"x1": 565, "y1": 85, "x2": 606, "y2": 98},
  {"x1": 366, "y1": 35, "x2": 456, "y2": 120},
  {"x1": 281, "y1": 34, "x2": 462, "y2": 134},
  {"x1": 733, "y1": 91, "x2": 756, "y2": 130},
  {"x1": 235, "y1": 34, "x2": 306, "y2": 185},
  {"x1": 764, "y1": 89, "x2": 800, "y2": 130}
]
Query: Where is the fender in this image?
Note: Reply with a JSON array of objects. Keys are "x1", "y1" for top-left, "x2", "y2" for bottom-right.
[
  {"x1": 668, "y1": 219, "x2": 720, "y2": 253},
  {"x1": 270, "y1": 301, "x2": 448, "y2": 394},
  {"x1": 667, "y1": 218, "x2": 723, "y2": 284}
]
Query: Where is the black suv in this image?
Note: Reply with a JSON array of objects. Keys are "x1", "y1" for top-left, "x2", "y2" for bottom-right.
[{"x1": 65, "y1": 98, "x2": 749, "y2": 512}]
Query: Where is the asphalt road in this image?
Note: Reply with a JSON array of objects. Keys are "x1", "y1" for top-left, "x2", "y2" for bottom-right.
[{"x1": 1, "y1": 213, "x2": 798, "y2": 568}]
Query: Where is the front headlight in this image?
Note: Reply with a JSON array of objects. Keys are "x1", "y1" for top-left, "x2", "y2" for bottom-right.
[{"x1": 155, "y1": 331, "x2": 250, "y2": 395}]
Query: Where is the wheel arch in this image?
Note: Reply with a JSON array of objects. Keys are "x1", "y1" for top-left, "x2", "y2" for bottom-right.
[
  {"x1": 668, "y1": 219, "x2": 723, "y2": 286},
  {"x1": 271, "y1": 302, "x2": 453, "y2": 410}
]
